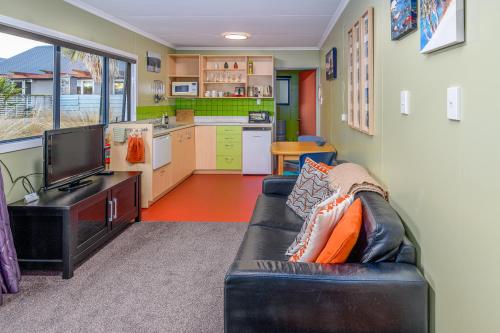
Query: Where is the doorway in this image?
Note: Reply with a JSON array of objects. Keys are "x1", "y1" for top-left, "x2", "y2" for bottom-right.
[{"x1": 275, "y1": 69, "x2": 317, "y2": 141}]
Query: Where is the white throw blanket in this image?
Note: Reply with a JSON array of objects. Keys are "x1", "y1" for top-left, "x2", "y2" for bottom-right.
[{"x1": 327, "y1": 163, "x2": 388, "y2": 200}]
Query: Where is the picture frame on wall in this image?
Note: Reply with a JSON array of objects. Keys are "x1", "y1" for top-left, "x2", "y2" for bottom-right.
[
  {"x1": 325, "y1": 47, "x2": 337, "y2": 80},
  {"x1": 146, "y1": 51, "x2": 161, "y2": 73},
  {"x1": 390, "y1": 0, "x2": 418, "y2": 40},
  {"x1": 347, "y1": 8, "x2": 374, "y2": 136},
  {"x1": 420, "y1": 0, "x2": 465, "y2": 53}
]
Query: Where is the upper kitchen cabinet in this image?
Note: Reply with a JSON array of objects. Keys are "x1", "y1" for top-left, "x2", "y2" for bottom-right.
[
  {"x1": 201, "y1": 55, "x2": 248, "y2": 98},
  {"x1": 167, "y1": 54, "x2": 201, "y2": 98},
  {"x1": 247, "y1": 55, "x2": 274, "y2": 98}
]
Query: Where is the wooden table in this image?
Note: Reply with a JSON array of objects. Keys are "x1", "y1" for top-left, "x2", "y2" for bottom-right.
[{"x1": 271, "y1": 142, "x2": 336, "y2": 175}]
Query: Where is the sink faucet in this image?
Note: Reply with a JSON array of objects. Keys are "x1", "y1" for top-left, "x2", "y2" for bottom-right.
[{"x1": 161, "y1": 113, "x2": 169, "y2": 125}]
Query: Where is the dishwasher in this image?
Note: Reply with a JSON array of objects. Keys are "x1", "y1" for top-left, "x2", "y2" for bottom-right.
[
  {"x1": 242, "y1": 127, "x2": 272, "y2": 175},
  {"x1": 152, "y1": 134, "x2": 172, "y2": 170}
]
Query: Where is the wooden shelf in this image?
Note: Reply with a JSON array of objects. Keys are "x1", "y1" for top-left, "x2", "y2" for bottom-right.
[
  {"x1": 204, "y1": 81, "x2": 246, "y2": 84},
  {"x1": 204, "y1": 69, "x2": 246, "y2": 72},
  {"x1": 168, "y1": 74, "x2": 199, "y2": 78}
]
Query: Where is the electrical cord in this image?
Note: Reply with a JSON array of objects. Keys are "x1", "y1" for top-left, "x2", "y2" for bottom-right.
[{"x1": 0, "y1": 159, "x2": 42, "y2": 195}]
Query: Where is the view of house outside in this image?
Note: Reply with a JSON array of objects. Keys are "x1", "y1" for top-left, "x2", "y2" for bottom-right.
[{"x1": 0, "y1": 32, "x2": 127, "y2": 141}]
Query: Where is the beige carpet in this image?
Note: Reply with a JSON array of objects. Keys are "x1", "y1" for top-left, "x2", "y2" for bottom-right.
[{"x1": 0, "y1": 222, "x2": 247, "y2": 333}]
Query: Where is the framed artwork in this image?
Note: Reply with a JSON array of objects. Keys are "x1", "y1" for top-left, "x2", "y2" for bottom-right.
[
  {"x1": 347, "y1": 8, "x2": 374, "y2": 136},
  {"x1": 420, "y1": 0, "x2": 465, "y2": 53},
  {"x1": 325, "y1": 47, "x2": 337, "y2": 80},
  {"x1": 146, "y1": 51, "x2": 161, "y2": 73},
  {"x1": 390, "y1": 0, "x2": 417, "y2": 40}
]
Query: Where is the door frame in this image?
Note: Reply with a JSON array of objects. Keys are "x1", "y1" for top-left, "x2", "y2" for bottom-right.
[{"x1": 274, "y1": 67, "x2": 321, "y2": 137}]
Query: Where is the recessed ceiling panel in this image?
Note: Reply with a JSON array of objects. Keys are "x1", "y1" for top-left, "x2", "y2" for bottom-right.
[{"x1": 68, "y1": 0, "x2": 343, "y2": 47}]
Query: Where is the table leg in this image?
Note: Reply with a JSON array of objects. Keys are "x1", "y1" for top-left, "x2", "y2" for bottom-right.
[{"x1": 277, "y1": 155, "x2": 284, "y2": 175}]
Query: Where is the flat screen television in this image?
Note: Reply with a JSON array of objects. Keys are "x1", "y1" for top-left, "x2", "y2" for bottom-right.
[{"x1": 43, "y1": 125, "x2": 105, "y2": 191}]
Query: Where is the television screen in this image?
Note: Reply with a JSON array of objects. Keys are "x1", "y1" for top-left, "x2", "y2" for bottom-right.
[{"x1": 44, "y1": 125, "x2": 105, "y2": 189}]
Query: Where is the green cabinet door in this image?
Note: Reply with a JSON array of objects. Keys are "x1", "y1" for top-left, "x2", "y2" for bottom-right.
[{"x1": 216, "y1": 126, "x2": 242, "y2": 170}]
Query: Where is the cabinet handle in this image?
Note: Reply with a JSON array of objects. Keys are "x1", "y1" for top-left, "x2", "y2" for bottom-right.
[
  {"x1": 113, "y1": 198, "x2": 118, "y2": 219},
  {"x1": 108, "y1": 200, "x2": 113, "y2": 222},
  {"x1": 225, "y1": 144, "x2": 233, "y2": 149},
  {"x1": 225, "y1": 157, "x2": 234, "y2": 162}
]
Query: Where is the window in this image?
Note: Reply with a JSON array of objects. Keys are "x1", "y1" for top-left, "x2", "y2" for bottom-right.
[
  {"x1": 109, "y1": 59, "x2": 129, "y2": 123},
  {"x1": 0, "y1": 26, "x2": 134, "y2": 143},
  {"x1": 76, "y1": 80, "x2": 95, "y2": 95},
  {"x1": 276, "y1": 77, "x2": 290, "y2": 105},
  {"x1": 0, "y1": 33, "x2": 54, "y2": 141}
]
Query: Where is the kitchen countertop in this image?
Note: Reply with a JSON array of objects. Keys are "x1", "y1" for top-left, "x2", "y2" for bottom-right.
[{"x1": 153, "y1": 122, "x2": 272, "y2": 137}]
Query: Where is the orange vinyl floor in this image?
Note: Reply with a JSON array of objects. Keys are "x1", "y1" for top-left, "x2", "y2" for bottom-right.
[{"x1": 141, "y1": 174, "x2": 266, "y2": 222}]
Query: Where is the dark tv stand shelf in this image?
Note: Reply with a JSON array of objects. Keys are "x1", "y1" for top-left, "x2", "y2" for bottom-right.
[{"x1": 8, "y1": 171, "x2": 141, "y2": 279}]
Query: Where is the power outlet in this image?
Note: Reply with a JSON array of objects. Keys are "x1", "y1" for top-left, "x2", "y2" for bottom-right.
[
  {"x1": 24, "y1": 192, "x2": 39, "y2": 204},
  {"x1": 400, "y1": 91, "x2": 410, "y2": 115}
]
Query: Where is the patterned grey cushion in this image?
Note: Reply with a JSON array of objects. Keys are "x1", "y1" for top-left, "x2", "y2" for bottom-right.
[{"x1": 286, "y1": 158, "x2": 333, "y2": 220}]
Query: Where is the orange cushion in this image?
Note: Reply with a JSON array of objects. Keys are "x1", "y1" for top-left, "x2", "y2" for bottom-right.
[
  {"x1": 315, "y1": 198, "x2": 363, "y2": 264},
  {"x1": 304, "y1": 158, "x2": 331, "y2": 174},
  {"x1": 319, "y1": 162, "x2": 334, "y2": 171}
]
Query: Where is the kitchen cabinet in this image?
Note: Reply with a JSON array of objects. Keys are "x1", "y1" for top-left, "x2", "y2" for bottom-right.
[
  {"x1": 171, "y1": 127, "x2": 195, "y2": 185},
  {"x1": 216, "y1": 126, "x2": 242, "y2": 170},
  {"x1": 152, "y1": 163, "x2": 173, "y2": 200},
  {"x1": 195, "y1": 126, "x2": 217, "y2": 170}
]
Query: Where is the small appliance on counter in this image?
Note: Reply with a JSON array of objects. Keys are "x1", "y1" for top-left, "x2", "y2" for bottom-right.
[
  {"x1": 248, "y1": 111, "x2": 271, "y2": 124},
  {"x1": 171, "y1": 81, "x2": 198, "y2": 96}
]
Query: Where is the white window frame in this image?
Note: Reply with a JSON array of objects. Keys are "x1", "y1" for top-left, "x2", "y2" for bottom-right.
[
  {"x1": 0, "y1": 15, "x2": 138, "y2": 153},
  {"x1": 77, "y1": 79, "x2": 95, "y2": 95}
]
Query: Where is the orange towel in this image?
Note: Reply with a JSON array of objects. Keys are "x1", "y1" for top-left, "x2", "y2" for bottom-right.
[{"x1": 126, "y1": 136, "x2": 145, "y2": 163}]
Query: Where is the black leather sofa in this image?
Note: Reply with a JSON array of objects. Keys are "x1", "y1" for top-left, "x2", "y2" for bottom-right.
[{"x1": 225, "y1": 176, "x2": 428, "y2": 333}]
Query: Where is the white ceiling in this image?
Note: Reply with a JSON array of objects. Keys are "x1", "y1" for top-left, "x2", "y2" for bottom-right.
[{"x1": 65, "y1": 0, "x2": 346, "y2": 49}]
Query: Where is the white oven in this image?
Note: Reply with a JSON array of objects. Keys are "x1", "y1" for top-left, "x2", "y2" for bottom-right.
[{"x1": 171, "y1": 82, "x2": 198, "y2": 96}]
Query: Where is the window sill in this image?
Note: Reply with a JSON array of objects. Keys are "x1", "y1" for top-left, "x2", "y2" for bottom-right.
[{"x1": 0, "y1": 137, "x2": 42, "y2": 154}]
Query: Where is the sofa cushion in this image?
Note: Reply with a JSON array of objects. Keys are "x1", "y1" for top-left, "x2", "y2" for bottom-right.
[
  {"x1": 315, "y1": 198, "x2": 363, "y2": 264},
  {"x1": 250, "y1": 194, "x2": 304, "y2": 233},
  {"x1": 286, "y1": 158, "x2": 334, "y2": 220},
  {"x1": 348, "y1": 192, "x2": 405, "y2": 263},
  {"x1": 234, "y1": 226, "x2": 297, "y2": 261},
  {"x1": 289, "y1": 195, "x2": 354, "y2": 262}
]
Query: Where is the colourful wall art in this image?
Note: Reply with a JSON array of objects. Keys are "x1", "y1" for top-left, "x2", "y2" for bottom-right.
[
  {"x1": 390, "y1": 0, "x2": 417, "y2": 40},
  {"x1": 420, "y1": 0, "x2": 465, "y2": 53}
]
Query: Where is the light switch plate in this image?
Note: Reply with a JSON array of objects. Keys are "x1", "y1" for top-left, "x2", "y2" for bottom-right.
[
  {"x1": 341, "y1": 113, "x2": 347, "y2": 122},
  {"x1": 447, "y1": 87, "x2": 461, "y2": 121},
  {"x1": 400, "y1": 91, "x2": 410, "y2": 115}
]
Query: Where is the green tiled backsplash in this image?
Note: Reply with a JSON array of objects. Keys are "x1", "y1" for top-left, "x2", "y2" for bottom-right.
[
  {"x1": 136, "y1": 99, "x2": 274, "y2": 120},
  {"x1": 136, "y1": 105, "x2": 176, "y2": 120},
  {"x1": 176, "y1": 98, "x2": 274, "y2": 117}
]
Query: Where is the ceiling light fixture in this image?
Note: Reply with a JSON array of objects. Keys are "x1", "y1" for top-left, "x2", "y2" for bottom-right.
[{"x1": 223, "y1": 32, "x2": 250, "y2": 40}]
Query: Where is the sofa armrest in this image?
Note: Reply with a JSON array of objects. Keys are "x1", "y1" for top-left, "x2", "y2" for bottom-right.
[
  {"x1": 225, "y1": 260, "x2": 428, "y2": 333},
  {"x1": 262, "y1": 176, "x2": 298, "y2": 196}
]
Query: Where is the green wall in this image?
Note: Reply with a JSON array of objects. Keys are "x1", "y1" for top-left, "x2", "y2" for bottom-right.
[
  {"x1": 320, "y1": 1, "x2": 500, "y2": 333},
  {"x1": 276, "y1": 71, "x2": 300, "y2": 141},
  {"x1": 0, "y1": 0, "x2": 173, "y2": 203}
]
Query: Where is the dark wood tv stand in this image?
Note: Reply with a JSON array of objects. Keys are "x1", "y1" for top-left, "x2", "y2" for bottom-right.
[{"x1": 8, "y1": 171, "x2": 141, "y2": 279}]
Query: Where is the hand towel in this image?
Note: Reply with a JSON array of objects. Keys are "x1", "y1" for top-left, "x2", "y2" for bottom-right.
[{"x1": 126, "y1": 136, "x2": 145, "y2": 163}]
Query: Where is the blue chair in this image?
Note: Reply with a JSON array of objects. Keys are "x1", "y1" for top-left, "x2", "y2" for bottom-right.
[
  {"x1": 283, "y1": 151, "x2": 337, "y2": 176},
  {"x1": 283, "y1": 135, "x2": 327, "y2": 171},
  {"x1": 298, "y1": 135, "x2": 327, "y2": 146}
]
